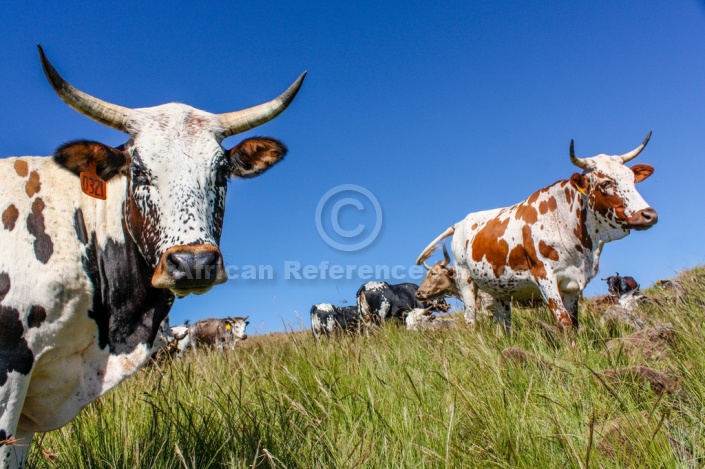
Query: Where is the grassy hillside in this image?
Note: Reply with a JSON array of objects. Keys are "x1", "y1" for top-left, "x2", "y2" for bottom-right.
[{"x1": 28, "y1": 268, "x2": 705, "y2": 468}]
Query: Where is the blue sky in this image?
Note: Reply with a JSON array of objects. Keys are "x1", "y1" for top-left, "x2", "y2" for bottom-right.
[{"x1": 1, "y1": 1, "x2": 704, "y2": 333}]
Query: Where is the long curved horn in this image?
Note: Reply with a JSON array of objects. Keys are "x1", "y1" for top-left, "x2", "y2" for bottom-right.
[
  {"x1": 620, "y1": 132, "x2": 652, "y2": 163},
  {"x1": 442, "y1": 242, "x2": 450, "y2": 266},
  {"x1": 219, "y1": 72, "x2": 307, "y2": 138},
  {"x1": 569, "y1": 139, "x2": 590, "y2": 169},
  {"x1": 38, "y1": 45, "x2": 131, "y2": 132}
]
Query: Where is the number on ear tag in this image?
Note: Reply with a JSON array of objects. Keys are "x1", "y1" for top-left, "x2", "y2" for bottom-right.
[{"x1": 80, "y1": 163, "x2": 107, "y2": 200}]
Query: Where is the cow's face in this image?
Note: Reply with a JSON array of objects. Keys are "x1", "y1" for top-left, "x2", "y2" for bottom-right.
[
  {"x1": 569, "y1": 135, "x2": 657, "y2": 234},
  {"x1": 40, "y1": 46, "x2": 303, "y2": 297},
  {"x1": 55, "y1": 115, "x2": 286, "y2": 296},
  {"x1": 417, "y1": 261, "x2": 456, "y2": 301},
  {"x1": 227, "y1": 317, "x2": 249, "y2": 340}
]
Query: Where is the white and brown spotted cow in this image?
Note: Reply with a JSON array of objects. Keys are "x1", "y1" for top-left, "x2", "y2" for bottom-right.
[
  {"x1": 0, "y1": 46, "x2": 304, "y2": 468},
  {"x1": 416, "y1": 134, "x2": 657, "y2": 332}
]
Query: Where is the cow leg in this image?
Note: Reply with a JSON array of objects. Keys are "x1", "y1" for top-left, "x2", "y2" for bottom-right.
[
  {"x1": 535, "y1": 278, "x2": 573, "y2": 331},
  {"x1": 562, "y1": 292, "x2": 581, "y2": 330},
  {"x1": 1, "y1": 376, "x2": 32, "y2": 469},
  {"x1": 457, "y1": 271, "x2": 478, "y2": 325},
  {"x1": 492, "y1": 299, "x2": 512, "y2": 332}
]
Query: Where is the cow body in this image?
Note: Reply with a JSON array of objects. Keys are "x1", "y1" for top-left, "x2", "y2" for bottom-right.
[
  {"x1": 0, "y1": 47, "x2": 303, "y2": 468},
  {"x1": 356, "y1": 281, "x2": 448, "y2": 326},
  {"x1": 188, "y1": 317, "x2": 249, "y2": 351},
  {"x1": 310, "y1": 304, "x2": 361, "y2": 338},
  {"x1": 416, "y1": 135, "x2": 657, "y2": 331}
]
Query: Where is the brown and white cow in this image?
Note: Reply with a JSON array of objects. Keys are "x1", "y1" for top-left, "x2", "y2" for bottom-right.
[
  {"x1": 0, "y1": 46, "x2": 303, "y2": 468},
  {"x1": 416, "y1": 134, "x2": 657, "y2": 332},
  {"x1": 188, "y1": 317, "x2": 249, "y2": 351}
]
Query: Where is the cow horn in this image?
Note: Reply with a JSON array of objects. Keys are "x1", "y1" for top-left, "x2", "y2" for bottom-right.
[
  {"x1": 619, "y1": 132, "x2": 652, "y2": 163},
  {"x1": 423, "y1": 260, "x2": 432, "y2": 271},
  {"x1": 219, "y1": 72, "x2": 307, "y2": 138},
  {"x1": 38, "y1": 45, "x2": 131, "y2": 132},
  {"x1": 569, "y1": 139, "x2": 590, "y2": 169},
  {"x1": 442, "y1": 243, "x2": 451, "y2": 266}
]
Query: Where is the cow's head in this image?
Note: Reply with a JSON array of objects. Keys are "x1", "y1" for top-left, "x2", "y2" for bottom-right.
[
  {"x1": 569, "y1": 133, "x2": 657, "y2": 234},
  {"x1": 40, "y1": 46, "x2": 305, "y2": 296},
  {"x1": 416, "y1": 243, "x2": 458, "y2": 301},
  {"x1": 227, "y1": 316, "x2": 249, "y2": 341}
]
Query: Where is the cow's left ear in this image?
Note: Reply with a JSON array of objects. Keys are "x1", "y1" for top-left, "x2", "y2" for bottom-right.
[
  {"x1": 570, "y1": 173, "x2": 589, "y2": 195},
  {"x1": 54, "y1": 140, "x2": 130, "y2": 180},
  {"x1": 227, "y1": 137, "x2": 287, "y2": 179},
  {"x1": 631, "y1": 164, "x2": 654, "y2": 183}
]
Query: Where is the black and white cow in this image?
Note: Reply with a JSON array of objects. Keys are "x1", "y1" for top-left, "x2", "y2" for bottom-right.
[
  {"x1": 356, "y1": 281, "x2": 450, "y2": 326},
  {"x1": 310, "y1": 303, "x2": 361, "y2": 339},
  {"x1": 0, "y1": 46, "x2": 304, "y2": 468}
]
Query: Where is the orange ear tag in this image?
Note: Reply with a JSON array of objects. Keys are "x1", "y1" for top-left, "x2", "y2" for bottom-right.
[{"x1": 79, "y1": 163, "x2": 107, "y2": 200}]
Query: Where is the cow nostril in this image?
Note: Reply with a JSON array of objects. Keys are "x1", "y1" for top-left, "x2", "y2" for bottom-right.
[{"x1": 640, "y1": 208, "x2": 658, "y2": 224}]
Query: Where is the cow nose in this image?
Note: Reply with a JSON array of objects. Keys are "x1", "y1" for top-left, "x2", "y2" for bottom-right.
[
  {"x1": 163, "y1": 249, "x2": 223, "y2": 290},
  {"x1": 416, "y1": 291, "x2": 426, "y2": 300},
  {"x1": 630, "y1": 208, "x2": 658, "y2": 230}
]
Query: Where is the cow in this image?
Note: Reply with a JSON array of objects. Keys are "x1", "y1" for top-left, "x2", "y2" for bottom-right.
[
  {"x1": 356, "y1": 281, "x2": 450, "y2": 327},
  {"x1": 416, "y1": 134, "x2": 657, "y2": 332},
  {"x1": 416, "y1": 242, "x2": 502, "y2": 315},
  {"x1": 188, "y1": 317, "x2": 249, "y2": 351},
  {"x1": 404, "y1": 306, "x2": 459, "y2": 331},
  {"x1": 602, "y1": 273, "x2": 639, "y2": 297},
  {"x1": 166, "y1": 323, "x2": 191, "y2": 357},
  {"x1": 310, "y1": 303, "x2": 361, "y2": 339},
  {"x1": 0, "y1": 46, "x2": 304, "y2": 468}
]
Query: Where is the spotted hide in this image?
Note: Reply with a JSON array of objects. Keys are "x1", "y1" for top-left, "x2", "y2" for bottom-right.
[
  {"x1": 310, "y1": 303, "x2": 361, "y2": 339},
  {"x1": 0, "y1": 46, "x2": 304, "y2": 468},
  {"x1": 416, "y1": 134, "x2": 657, "y2": 332}
]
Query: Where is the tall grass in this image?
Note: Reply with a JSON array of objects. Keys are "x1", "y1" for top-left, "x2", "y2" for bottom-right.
[{"x1": 29, "y1": 268, "x2": 705, "y2": 468}]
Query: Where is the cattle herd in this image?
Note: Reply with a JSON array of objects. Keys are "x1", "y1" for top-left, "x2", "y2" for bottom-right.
[{"x1": 0, "y1": 47, "x2": 658, "y2": 468}]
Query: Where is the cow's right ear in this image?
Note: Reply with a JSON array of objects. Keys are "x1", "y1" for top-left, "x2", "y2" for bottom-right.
[
  {"x1": 447, "y1": 267, "x2": 457, "y2": 279},
  {"x1": 54, "y1": 140, "x2": 130, "y2": 181},
  {"x1": 570, "y1": 173, "x2": 589, "y2": 195}
]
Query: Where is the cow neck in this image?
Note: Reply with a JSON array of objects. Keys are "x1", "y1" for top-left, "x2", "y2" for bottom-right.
[{"x1": 74, "y1": 175, "x2": 174, "y2": 356}]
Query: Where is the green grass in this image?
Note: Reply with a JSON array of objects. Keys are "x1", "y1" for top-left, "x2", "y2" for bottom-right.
[{"x1": 28, "y1": 268, "x2": 705, "y2": 468}]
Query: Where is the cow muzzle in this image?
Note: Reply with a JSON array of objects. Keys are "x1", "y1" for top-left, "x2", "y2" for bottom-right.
[
  {"x1": 152, "y1": 244, "x2": 227, "y2": 295},
  {"x1": 626, "y1": 208, "x2": 658, "y2": 231}
]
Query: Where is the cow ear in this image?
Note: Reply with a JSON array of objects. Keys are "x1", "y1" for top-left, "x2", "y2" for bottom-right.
[
  {"x1": 227, "y1": 137, "x2": 287, "y2": 179},
  {"x1": 54, "y1": 140, "x2": 130, "y2": 181},
  {"x1": 570, "y1": 173, "x2": 589, "y2": 195},
  {"x1": 631, "y1": 164, "x2": 654, "y2": 183},
  {"x1": 447, "y1": 267, "x2": 457, "y2": 279}
]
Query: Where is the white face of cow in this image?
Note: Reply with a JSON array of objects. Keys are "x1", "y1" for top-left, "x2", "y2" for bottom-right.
[
  {"x1": 569, "y1": 140, "x2": 657, "y2": 235},
  {"x1": 228, "y1": 317, "x2": 249, "y2": 340},
  {"x1": 41, "y1": 47, "x2": 304, "y2": 296}
]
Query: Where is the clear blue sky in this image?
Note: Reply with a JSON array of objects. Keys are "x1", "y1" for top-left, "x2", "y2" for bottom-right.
[{"x1": 1, "y1": 1, "x2": 704, "y2": 333}]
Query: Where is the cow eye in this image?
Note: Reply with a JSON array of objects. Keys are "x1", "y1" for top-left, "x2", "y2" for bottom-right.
[
  {"x1": 600, "y1": 180, "x2": 614, "y2": 191},
  {"x1": 131, "y1": 165, "x2": 150, "y2": 186}
]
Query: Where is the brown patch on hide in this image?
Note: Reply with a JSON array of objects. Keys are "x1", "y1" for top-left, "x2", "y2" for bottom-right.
[
  {"x1": 538, "y1": 241, "x2": 559, "y2": 261},
  {"x1": 14, "y1": 160, "x2": 28, "y2": 178},
  {"x1": 471, "y1": 217, "x2": 509, "y2": 277},
  {"x1": 2, "y1": 205, "x2": 19, "y2": 231},
  {"x1": 26, "y1": 198, "x2": 53, "y2": 264},
  {"x1": 515, "y1": 203, "x2": 538, "y2": 224},
  {"x1": 25, "y1": 171, "x2": 41, "y2": 197}
]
